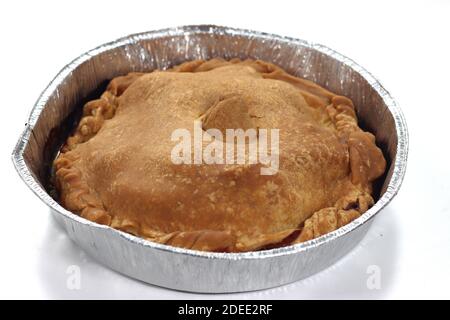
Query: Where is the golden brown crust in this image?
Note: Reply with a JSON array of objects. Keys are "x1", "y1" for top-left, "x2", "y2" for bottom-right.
[
  {"x1": 295, "y1": 190, "x2": 374, "y2": 242},
  {"x1": 54, "y1": 58, "x2": 386, "y2": 252},
  {"x1": 157, "y1": 230, "x2": 236, "y2": 252},
  {"x1": 54, "y1": 73, "x2": 143, "y2": 226}
]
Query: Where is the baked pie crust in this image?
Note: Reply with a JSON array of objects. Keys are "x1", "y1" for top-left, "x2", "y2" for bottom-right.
[{"x1": 54, "y1": 58, "x2": 386, "y2": 252}]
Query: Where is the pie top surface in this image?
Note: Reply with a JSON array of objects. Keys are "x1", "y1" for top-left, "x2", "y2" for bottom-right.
[{"x1": 54, "y1": 58, "x2": 386, "y2": 252}]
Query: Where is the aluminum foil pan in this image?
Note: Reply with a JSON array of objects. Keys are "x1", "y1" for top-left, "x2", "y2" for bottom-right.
[{"x1": 12, "y1": 25, "x2": 408, "y2": 293}]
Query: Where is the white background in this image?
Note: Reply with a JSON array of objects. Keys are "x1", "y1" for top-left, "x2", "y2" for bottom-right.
[{"x1": 1, "y1": 0, "x2": 449, "y2": 299}]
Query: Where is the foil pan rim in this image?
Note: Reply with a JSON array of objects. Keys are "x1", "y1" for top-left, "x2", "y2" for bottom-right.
[{"x1": 11, "y1": 25, "x2": 409, "y2": 261}]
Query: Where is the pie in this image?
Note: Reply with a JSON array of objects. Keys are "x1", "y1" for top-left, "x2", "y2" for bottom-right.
[{"x1": 54, "y1": 58, "x2": 386, "y2": 252}]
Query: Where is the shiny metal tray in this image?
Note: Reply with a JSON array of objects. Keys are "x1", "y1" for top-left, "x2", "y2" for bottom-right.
[{"x1": 12, "y1": 25, "x2": 408, "y2": 293}]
